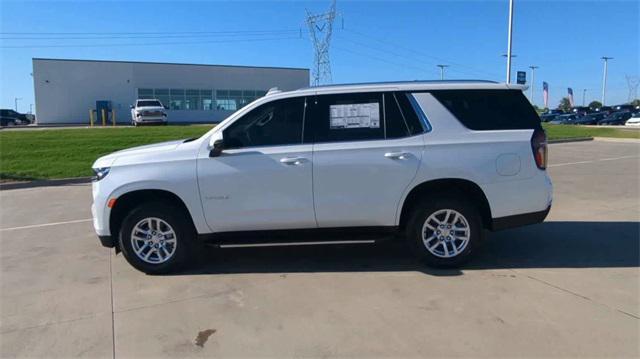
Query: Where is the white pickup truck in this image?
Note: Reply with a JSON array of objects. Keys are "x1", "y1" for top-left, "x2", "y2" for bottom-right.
[{"x1": 130, "y1": 99, "x2": 168, "y2": 126}]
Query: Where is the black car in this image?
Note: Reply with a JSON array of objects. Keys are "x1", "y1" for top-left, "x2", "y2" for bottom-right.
[
  {"x1": 612, "y1": 104, "x2": 640, "y2": 114},
  {"x1": 571, "y1": 106, "x2": 592, "y2": 115},
  {"x1": 0, "y1": 109, "x2": 31, "y2": 126},
  {"x1": 540, "y1": 113, "x2": 558, "y2": 122},
  {"x1": 572, "y1": 113, "x2": 606, "y2": 125},
  {"x1": 549, "y1": 114, "x2": 579, "y2": 124},
  {"x1": 598, "y1": 111, "x2": 633, "y2": 125}
]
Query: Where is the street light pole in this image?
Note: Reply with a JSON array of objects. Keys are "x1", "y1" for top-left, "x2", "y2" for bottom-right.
[
  {"x1": 506, "y1": 0, "x2": 514, "y2": 83},
  {"x1": 14, "y1": 97, "x2": 22, "y2": 112},
  {"x1": 436, "y1": 64, "x2": 449, "y2": 80},
  {"x1": 582, "y1": 89, "x2": 587, "y2": 106},
  {"x1": 529, "y1": 65, "x2": 539, "y2": 104},
  {"x1": 601, "y1": 56, "x2": 613, "y2": 105}
]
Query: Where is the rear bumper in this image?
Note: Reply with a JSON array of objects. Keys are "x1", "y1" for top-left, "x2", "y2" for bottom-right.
[{"x1": 490, "y1": 205, "x2": 551, "y2": 231}]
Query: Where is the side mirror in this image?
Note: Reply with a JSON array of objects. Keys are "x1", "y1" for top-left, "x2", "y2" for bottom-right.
[
  {"x1": 164, "y1": 106, "x2": 169, "y2": 110},
  {"x1": 209, "y1": 139, "x2": 224, "y2": 157},
  {"x1": 130, "y1": 105, "x2": 135, "y2": 109}
]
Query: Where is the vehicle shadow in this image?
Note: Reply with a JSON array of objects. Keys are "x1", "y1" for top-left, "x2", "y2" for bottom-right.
[{"x1": 176, "y1": 221, "x2": 639, "y2": 276}]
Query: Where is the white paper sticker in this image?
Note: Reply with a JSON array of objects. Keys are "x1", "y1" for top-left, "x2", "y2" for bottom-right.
[{"x1": 329, "y1": 103, "x2": 380, "y2": 129}]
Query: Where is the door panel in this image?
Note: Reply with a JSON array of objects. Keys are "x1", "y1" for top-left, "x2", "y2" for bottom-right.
[
  {"x1": 312, "y1": 137, "x2": 422, "y2": 227},
  {"x1": 197, "y1": 145, "x2": 315, "y2": 232},
  {"x1": 308, "y1": 92, "x2": 424, "y2": 228}
]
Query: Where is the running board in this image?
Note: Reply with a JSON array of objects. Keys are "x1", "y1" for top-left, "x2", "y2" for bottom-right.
[{"x1": 218, "y1": 239, "x2": 376, "y2": 249}]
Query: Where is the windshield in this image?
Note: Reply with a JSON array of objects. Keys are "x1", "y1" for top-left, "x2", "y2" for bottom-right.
[{"x1": 137, "y1": 100, "x2": 162, "y2": 107}]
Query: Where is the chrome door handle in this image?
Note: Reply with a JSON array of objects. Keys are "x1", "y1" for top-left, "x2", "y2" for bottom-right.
[
  {"x1": 280, "y1": 156, "x2": 307, "y2": 165},
  {"x1": 384, "y1": 151, "x2": 410, "y2": 160}
]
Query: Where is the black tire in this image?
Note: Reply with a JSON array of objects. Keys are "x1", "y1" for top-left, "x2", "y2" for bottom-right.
[
  {"x1": 118, "y1": 202, "x2": 195, "y2": 274},
  {"x1": 406, "y1": 196, "x2": 483, "y2": 268}
]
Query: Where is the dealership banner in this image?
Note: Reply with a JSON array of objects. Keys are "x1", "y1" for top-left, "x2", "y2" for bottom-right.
[{"x1": 543, "y1": 82, "x2": 549, "y2": 108}]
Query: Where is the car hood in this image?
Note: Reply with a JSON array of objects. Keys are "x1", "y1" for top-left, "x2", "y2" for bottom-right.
[{"x1": 92, "y1": 139, "x2": 184, "y2": 168}]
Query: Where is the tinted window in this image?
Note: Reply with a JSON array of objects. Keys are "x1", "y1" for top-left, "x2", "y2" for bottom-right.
[
  {"x1": 137, "y1": 100, "x2": 162, "y2": 107},
  {"x1": 384, "y1": 93, "x2": 409, "y2": 139},
  {"x1": 223, "y1": 97, "x2": 305, "y2": 149},
  {"x1": 309, "y1": 93, "x2": 384, "y2": 143},
  {"x1": 431, "y1": 90, "x2": 541, "y2": 130},
  {"x1": 393, "y1": 92, "x2": 424, "y2": 137}
]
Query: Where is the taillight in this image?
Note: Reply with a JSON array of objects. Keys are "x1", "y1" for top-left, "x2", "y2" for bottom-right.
[{"x1": 531, "y1": 129, "x2": 548, "y2": 170}]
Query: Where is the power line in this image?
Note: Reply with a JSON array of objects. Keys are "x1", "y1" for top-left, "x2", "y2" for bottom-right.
[
  {"x1": 1, "y1": 36, "x2": 301, "y2": 49},
  {"x1": 343, "y1": 27, "x2": 502, "y2": 79}
]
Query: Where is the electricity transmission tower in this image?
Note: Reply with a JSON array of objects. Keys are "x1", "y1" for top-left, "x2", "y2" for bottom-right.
[
  {"x1": 626, "y1": 75, "x2": 639, "y2": 102},
  {"x1": 306, "y1": 0, "x2": 337, "y2": 86}
]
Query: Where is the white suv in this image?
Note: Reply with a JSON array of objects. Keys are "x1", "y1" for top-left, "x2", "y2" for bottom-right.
[
  {"x1": 130, "y1": 99, "x2": 168, "y2": 126},
  {"x1": 92, "y1": 81, "x2": 552, "y2": 274}
]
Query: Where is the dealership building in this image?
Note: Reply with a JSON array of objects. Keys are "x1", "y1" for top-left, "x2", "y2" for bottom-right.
[{"x1": 32, "y1": 58, "x2": 310, "y2": 124}]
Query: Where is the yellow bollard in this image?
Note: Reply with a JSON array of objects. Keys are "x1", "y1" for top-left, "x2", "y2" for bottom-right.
[
  {"x1": 89, "y1": 109, "x2": 94, "y2": 127},
  {"x1": 101, "y1": 109, "x2": 106, "y2": 127},
  {"x1": 112, "y1": 110, "x2": 116, "y2": 127}
]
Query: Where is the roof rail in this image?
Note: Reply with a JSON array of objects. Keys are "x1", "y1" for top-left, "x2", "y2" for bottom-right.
[{"x1": 266, "y1": 87, "x2": 281, "y2": 96}]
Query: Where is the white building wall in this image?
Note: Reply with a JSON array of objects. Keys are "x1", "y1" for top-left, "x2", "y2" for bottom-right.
[{"x1": 33, "y1": 59, "x2": 309, "y2": 124}]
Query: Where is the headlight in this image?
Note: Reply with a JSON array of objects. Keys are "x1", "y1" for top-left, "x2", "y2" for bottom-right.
[{"x1": 92, "y1": 167, "x2": 110, "y2": 181}]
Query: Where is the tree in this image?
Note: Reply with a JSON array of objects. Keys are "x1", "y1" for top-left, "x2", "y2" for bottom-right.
[
  {"x1": 558, "y1": 97, "x2": 572, "y2": 112},
  {"x1": 630, "y1": 99, "x2": 640, "y2": 107},
  {"x1": 589, "y1": 100, "x2": 602, "y2": 110}
]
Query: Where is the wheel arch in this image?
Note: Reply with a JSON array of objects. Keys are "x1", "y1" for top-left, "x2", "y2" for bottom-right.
[
  {"x1": 398, "y1": 178, "x2": 493, "y2": 231},
  {"x1": 109, "y1": 189, "x2": 196, "y2": 246}
]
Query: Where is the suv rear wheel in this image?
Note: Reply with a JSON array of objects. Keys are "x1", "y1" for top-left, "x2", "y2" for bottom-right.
[
  {"x1": 118, "y1": 203, "x2": 194, "y2": 274},
  {"x1": 406, "y1": 196, "x2": 482, "y2": 267}
]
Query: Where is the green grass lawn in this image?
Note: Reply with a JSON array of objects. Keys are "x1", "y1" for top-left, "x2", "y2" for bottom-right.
[
  {"x1": 0, "y1": 126, "x2": 211, "y2": 180},
  {"x1": 0, "y1": 124, "x2": 638, "y2": 180},
  {"x1": 543, "y1": 123, "x2": 640, "y2": 140}
]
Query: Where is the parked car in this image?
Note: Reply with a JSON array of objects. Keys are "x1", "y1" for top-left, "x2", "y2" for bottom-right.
[
  {"x1": 571, "y1": 106, "x2": 591, "y2": 115},
  {"x1": 572, "y1": 113, "x2": 606, "y2": 125},
  {"x1": 549, "y1": 114, "x2": 578, "y2": 124},
  {"x1": 92, "y1": 81, "x2": 552, "y2": 274},
  {"x1": 545, "y1": 109, "x2": 564, "y2": 115},
  {"x1": 540, "y1": 113, "x2": 558, "y2": 122},
  {"x1": 594, "y1": 106, "x2": 613, "y2": 115},
  {"x1": 598, "y1": 111, "x2": 633, "y2": 125},
  {"x1": 613, "y1": 104, "x2": 639, "y2": 113},
  {"x1": 625, "y1": 113, "x2": 640, "y2": 126},
  {"x1": 0, "y1": 109, "x2": 31, "y2": 126},
  {"x1": 130, "y1": 99, "x2": 168, "y2": 126}
]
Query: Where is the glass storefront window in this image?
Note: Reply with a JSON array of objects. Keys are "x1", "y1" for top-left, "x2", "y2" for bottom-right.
[{"x1": 170, "y1": 89, "x2": 184, "y2": 110}]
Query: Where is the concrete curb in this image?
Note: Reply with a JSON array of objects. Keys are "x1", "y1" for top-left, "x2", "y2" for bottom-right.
[
  {"x1": 548, "y1": 137, "x2": 594, "y2": 144},
  {"x1": 0, "y1": 177, "x2": 92, "y2": 191},
  {"x1": 593, "y1": 137, "x2": 640, "y2": 143}
]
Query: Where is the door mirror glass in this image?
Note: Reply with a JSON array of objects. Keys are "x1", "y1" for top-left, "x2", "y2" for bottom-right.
[
  {"x1": 130, "y1": 105, "x2": 135, "y2": 109},
  {"x1": 209, "y1": 139, "x2": 224, "y2": 157}
]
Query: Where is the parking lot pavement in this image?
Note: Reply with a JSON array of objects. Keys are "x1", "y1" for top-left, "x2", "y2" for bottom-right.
[{"x1": 1, "y1": 140, "x2": 638, "y2": 358}]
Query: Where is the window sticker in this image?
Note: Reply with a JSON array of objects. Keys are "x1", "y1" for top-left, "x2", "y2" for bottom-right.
[{"x1": 329, "y1": 103, "x2": 380, "y2": 129}]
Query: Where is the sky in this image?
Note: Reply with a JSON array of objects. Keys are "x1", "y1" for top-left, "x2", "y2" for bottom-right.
[{"x1": 1, "y1": 0, "x2": 638, "y2": 113}]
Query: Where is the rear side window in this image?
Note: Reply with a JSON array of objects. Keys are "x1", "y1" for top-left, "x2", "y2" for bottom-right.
[
  {"x1": 308, "y1": 93, "x2": 384, "y2": 143},
  {"x1": 431, "y1": 90, "x2": 541, "y2": 130}
]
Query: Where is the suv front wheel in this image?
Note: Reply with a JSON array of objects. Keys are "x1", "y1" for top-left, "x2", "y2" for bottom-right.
[
  {"x1": 406, "y1": 197, "x2": 482, "y2": 267},
  {"x1": 118, "y1": 203, "x2": 194, "y2": 274}
]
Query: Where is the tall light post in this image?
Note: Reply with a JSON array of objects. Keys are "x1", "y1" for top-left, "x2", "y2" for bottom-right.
[
  {"x1": 505, "y1": 0, "x2": 515, "y2": 83},
  {"x1": 601, "y1": 56, "x2": 613, "y2": 105},
  {"x1": 582, "y1": 89, "x2": 587, "y2": 106},
  {"x1": 14, "y1": 97, "x2": 22, "y2": 112},
  {"x1": 436, "y1": 64, "x2": 449, "y2": 80},
  {"x1": 29, "y1": 104, "x2": 33, "y2": 114},
  {"x1": 529, "y1": 65, "x2": 539, "y2": 104}
]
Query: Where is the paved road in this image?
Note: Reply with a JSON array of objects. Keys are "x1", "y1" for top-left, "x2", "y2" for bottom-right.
[{"x1": 1, "y1": 139, "x2": 638, "y2": 358}]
